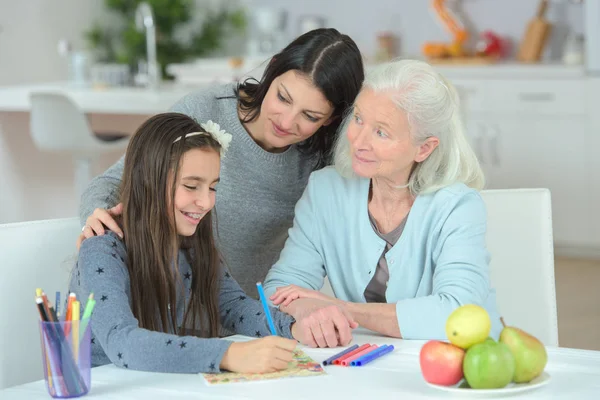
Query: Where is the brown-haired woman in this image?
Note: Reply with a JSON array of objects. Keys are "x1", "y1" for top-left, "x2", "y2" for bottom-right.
[
  {"x1": 77, "y1": 28, "x2": 365, "y2": 303},
  {"x1": 68, "y1": 112, "x2": 308, "y2": 374}
]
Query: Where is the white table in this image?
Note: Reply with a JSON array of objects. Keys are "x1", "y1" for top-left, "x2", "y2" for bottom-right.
[{"x1": 2, "y1": 329, "x2": 600, "y2": 399}]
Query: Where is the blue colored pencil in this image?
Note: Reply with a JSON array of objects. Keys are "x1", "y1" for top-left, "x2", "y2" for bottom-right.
[
  {"x1": 256, "y1": 282, "x2": 277, "y2": 335},
  {"x1": 55, "y1": 292, "x2": 61, "y2": 316},
  {"x1": 323, "y1": 344, "x2": 359, "y2": 366},
  {"x1": 352, "y1": 344, "x2": 395, "y2": 366},
  {"x1": 42, "y1": 325, "x2": 65, "y2": 397}
]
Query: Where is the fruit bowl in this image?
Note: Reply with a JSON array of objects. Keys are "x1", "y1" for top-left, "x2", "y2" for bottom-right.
[
  {"x1": 419, "y1": 305, "x2": 551, "y2": 395},
  {"x1": 425, "y1": 370, "x2": 551, "y2": 397}
]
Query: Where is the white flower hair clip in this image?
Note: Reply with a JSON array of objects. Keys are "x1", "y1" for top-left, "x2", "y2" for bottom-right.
[
  {"x1": 172, "y1": 120, "x2": 233, "y2": 156},
  {"x1": 200, "y1": 120, "x2": 232, "y2": 154}
]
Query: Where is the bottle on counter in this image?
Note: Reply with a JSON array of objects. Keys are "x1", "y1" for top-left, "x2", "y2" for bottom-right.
[
  {"x1": 374, "y1": 32, "x2": 398, "y2": 63},
  {"x1": 562, "y1": 32, "x2": 585, "y2": 65}
]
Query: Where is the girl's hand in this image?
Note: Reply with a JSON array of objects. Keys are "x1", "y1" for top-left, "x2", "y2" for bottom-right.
[
  {"x1": 220, "y1": 336, "x2": 297, "y2": 373},
  {"x1": 76, "y1": 203, "x2": 124, "y2": 250},
  {"x1": 270, "y1": 284, "x2": 334, "y2": 307}
]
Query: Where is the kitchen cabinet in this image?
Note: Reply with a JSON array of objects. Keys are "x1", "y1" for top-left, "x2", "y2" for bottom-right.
[
  {"x1": 454, "y1": 77, "x2": 597, "y2": 252},
  {"x1": 487, "y1": 117, "x2": 590, "y2": 247}
]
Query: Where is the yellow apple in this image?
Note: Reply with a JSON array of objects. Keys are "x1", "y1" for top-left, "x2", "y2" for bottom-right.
[{"x1": 446, "y1": 304, "x2": 491, "y2": 349}]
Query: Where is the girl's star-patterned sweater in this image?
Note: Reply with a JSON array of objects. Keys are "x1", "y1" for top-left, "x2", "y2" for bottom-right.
[{"x1": 68, "y1": 230, "x2": 296, "y2": 374}]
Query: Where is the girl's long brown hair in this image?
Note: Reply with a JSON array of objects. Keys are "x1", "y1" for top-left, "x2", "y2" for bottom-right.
[{"x1": 119, "y1": 112, "x2": 222, "y2": 337}]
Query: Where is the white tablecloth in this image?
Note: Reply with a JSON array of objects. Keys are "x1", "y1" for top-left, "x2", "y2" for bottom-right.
[{"x1": 2, "y1": 329, "x2": 599, "y2": 399}]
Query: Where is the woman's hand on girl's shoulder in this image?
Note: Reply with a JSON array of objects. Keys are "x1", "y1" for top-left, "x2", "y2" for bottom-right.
[
  {"x1": 219, "y1": 336, "x2": 297, "y2": 373},
  {"x1": 270, "y1": 284, "x2": 333, "y2": 307},
  {"x1": 77, "y1": 203, "x2": 124, "y2": 250}
]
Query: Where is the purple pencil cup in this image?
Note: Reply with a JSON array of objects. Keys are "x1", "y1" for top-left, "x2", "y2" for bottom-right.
[{"x1": 38, "y1": 319, "x2": 92, "y2": 398}]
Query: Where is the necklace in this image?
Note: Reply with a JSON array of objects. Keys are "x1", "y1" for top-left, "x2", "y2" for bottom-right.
[
  {"x1": 371, "y1": 180, "x2": 410, "y2": 234},
  {"x1": 381, "y1": 203, "x2": 399, "y2": 234}
]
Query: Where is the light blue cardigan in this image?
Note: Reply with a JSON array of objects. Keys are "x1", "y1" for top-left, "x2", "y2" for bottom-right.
[{"x1": 263, "y1": 166, "x2": 502, "y2": 340}]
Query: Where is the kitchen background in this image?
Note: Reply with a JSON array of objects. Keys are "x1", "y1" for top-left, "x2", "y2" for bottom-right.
[
  {"x1": 0, "y1": 0, "x2": 598, "y2": 350},
  {"x1": 0, "y1": 0, "x2": 589, "y2": 86}
]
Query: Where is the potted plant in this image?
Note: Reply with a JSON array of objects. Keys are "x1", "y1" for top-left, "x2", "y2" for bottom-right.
[{"x1": 84, "y1": 0, "x2": 247, "y2": 80}]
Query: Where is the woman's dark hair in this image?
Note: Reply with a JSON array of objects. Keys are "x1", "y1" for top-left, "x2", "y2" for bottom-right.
[
  {"x1": 120, "y1": 112, "x2": 222, "y2": 338},
  {"x1": 236, "y1": 28, "x2": 364, "y2": 168}
]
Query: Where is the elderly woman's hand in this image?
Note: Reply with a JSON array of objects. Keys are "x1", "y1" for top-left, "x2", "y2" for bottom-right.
[
  {"x1": 282, "y1": 298, "x2": 358, "y2": 348},
  {"x1": 270, "y1": 284, "x2": 334, "y2": 307}
]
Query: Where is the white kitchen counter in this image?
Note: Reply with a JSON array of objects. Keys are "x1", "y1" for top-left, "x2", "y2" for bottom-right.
[
  {"x1": 429, "y1": 61, "x2": 586, "y2": 80},
  {"x1": 0, "y1": 82, "x2": 205, "y2": 114},
  {"x1": 0, "y1": 62, "x2": 587, "y2": 115}
]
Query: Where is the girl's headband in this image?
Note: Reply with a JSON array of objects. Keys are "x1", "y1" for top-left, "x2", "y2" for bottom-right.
[{"x1": 172, "y1": 120, "x2": 232, "y2": 156}]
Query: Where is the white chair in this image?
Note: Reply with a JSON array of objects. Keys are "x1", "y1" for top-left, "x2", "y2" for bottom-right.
[
  {"x1": 482, "y1": 188, "x2": 559, "y2": 346},
  {"x1": 0, "y1": 217, "x2": 80, "y2": 389},
  {"x1": 29, "y1": 92, "x2": 130, "y2": 201}
]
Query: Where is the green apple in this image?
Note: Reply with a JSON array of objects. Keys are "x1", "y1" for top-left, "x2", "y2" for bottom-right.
[{"x1": 463, "y1": 338, "x2": 516, "y2": 389}]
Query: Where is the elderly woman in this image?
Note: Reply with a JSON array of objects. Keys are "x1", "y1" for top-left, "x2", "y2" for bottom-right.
[{"x1": 263, "y1": 59, "x2": 502, "y2": 348}]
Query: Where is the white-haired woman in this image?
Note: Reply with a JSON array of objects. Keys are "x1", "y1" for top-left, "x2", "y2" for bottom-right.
[{"x1": 263, "y1": 59, "x2": 501, "y2": 348}]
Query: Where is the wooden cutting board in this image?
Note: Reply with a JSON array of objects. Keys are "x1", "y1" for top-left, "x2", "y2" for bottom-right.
[{"x1": 517, "y1": 0, "x2": 552, "y2": 63}]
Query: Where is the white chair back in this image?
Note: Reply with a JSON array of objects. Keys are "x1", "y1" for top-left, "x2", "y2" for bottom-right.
[
  {"x1": 29, "y1": 92, "x2": 130, "y2": 198},
  {"x1": 30, "y1": 92, "x2": 100, "y2": 153},
  {"x1": 0, "y1": 218, "x2": 80, "y2": 389},
  {"x1": 482, "y1": 188, "x2": 559, "y2": 346},
  {"x1": 30, "y1": 91, "x2": 131, "y2": 157}
]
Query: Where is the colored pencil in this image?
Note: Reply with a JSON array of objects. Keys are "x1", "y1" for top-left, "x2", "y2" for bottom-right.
[
  {"x1": 334, "y1": 343, "x2": 371, "y2": 365},
  {"x1": 64, "y1": 293, "x2": 76, "y2": 336},
  {"x1": 341, "y1": 344, "x2": 378, "y2": 366},
  {"x1": 79, "y1": 293, "x2": 96, "y2": 342},
  {"x1": 55, "y1": 291, "x2": 61, "y2": 317},
  {"x1": 41, "y1": 324, "x2": 66, "y2": 397},
  {"x1": 71, "y1": 301, "x2": 80, "y2": 360},
  {"x1": 36, "y1": 296, "x2": 49, "y2": 322},
  {"x1": 322, "y1": 344, "x2": 359, "y2": 366},
  {"x1": 36, "y1": 297, "x2": 60, "y2": 396},
  {"x1": 256, "y1": 282, "x2": 277, "y2": 335},
  {"x1": 352, "y1": 344, "x2": 395, "y2": 366},
  {"x1": 41, "y1": 292, "x2": 59, "y2": 322}
]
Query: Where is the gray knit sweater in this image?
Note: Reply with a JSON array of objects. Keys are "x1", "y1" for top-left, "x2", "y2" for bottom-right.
[
  {"x1": 69, "y1": 231, "x2": 295, "y2": 374},
  {"x1": 79, "y1": 83, "x2": 318, "y2": 298}
]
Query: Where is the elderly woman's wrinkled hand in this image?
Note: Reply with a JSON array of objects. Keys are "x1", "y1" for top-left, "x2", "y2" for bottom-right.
[
  {"x1": 270, "y1": 284, "x2": 333, "y2": 307},
  {"x1": 283, "y1": 298, "x2": 358, "y2": 348}
]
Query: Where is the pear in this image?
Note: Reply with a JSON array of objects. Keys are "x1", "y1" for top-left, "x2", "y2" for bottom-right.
[{"x1": 499, "y1": 318, "x2": 548, "y2": 383}]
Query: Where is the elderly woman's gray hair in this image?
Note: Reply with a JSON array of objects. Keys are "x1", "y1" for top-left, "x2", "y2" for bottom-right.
[{"x1": 333, "y1": 59, "x2": 484, "y2": 194}]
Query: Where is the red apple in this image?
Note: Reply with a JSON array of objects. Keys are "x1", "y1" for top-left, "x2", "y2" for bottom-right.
[{"x1": 419, "y1": 340, "x2": 465, "y2": 386}]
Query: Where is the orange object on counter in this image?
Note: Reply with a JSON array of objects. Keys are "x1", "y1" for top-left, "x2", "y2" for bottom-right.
[{"x1": 422, "y1": 0, "x2": 469, "y2": 59}]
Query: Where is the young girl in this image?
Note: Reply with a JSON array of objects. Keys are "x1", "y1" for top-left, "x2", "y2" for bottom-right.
[
  {"x1": 77, "y1": 28, "x2": 365, "y2": 300},
  {"x1": 69, "y1": 113, "x2": 302, "y2": 374}
]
